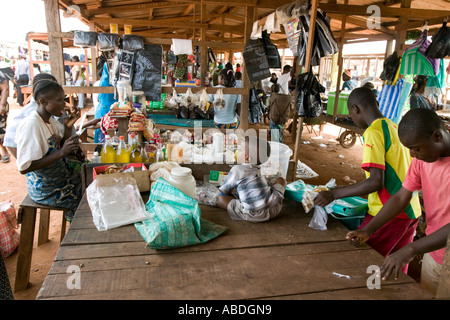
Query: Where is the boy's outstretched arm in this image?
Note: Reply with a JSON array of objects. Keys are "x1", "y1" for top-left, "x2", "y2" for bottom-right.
[
  {"x1": 345, "y1": 186, "x2": 413, "y2": 246},
  {"x1": 315, "y1": 167, "x2": 384, "y2": 207},
  {"x1": 380, "y1": 223, "x2": 450, "y2": 280}
]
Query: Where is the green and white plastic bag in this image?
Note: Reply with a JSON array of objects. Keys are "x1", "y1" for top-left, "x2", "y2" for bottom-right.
[{"x1": 135, "y1": 177, "x2": 227, "y2": 249}]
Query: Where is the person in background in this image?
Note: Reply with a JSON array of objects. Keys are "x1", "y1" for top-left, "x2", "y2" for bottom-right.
[
  {"x1": 3, "y1": 73, "x2": 63, "y2": 159},
  {"x1": 71, "y1": 56, "x2": 85, "y2": 109},
  {"x1": 212, "y1": 62, "x2": 224, "y2": 86},
  {"x1": 277, "y1": 65, "x2": 292, "y2": 95},
  {"x1": 235, "y1": 71, "x2": 242, "y2": 88},
  {"x1": 315, "y1": 87, "x2": 422, "y2": 274},
  {"x1": 14, "y1": 55, "x2": 30, "y2": 106},
  {"x1": 342, "y1": 69, "x2": 356, "y2": 91},
  {"x1": 235, "y1": 63, "x2": 241, "y2": 73},
  {"x1": 410, "y1": 75, "x2": 436, "y2": 111},
  {"x1": 15, "y1": 80, "x2": 82, "y2": 221},
  {"x1": 362, "y1": 82, "x2": 379, "y2": 98},
  {"x1": 0, "y1": 69, "x2": 10, "y2": 163},
  {"x1": 346, "y1": 108, "x2": 450, "y2": 295},
  {"x1": 217, "y1": 136, "x2": 286, "y2": 222},
  {"x1": 267, "y1": 83, "x2": 293, "y2": 143},
  {"x1": 208, "y1": 69, "x2": 241, "y2": 129}
]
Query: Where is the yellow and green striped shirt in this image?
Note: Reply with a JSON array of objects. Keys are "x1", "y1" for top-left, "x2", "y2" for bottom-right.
[{"x1": 362, "y1": 118, "x2": 421, "y2": 219}]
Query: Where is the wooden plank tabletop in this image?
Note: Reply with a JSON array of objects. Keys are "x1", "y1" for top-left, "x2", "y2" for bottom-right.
[{"x1": 36, "y1": 193, "x2": 433, "y2": 300}]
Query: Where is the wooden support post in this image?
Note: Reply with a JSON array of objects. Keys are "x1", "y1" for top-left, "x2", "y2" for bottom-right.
[
  {"x1": 394, "y1": 0, "x2": 412, "y2": 54},
  {"x1": 44, "y1": 0, "x2": 65, "y2": 85},
  {"x1": 239, "y1": 6, "x2": 254, "y2": 132},
  {"x1": 200, "y1": 4, "x2": 208, "y2": 87},
  {"x1": 293, "y1": 0, "x2": 319, "y2": 179},
  {"x1": 90, "y1": 22, "x2": 98, "y2": 84},
  {"x1": 333, "y1": 2, "x2": 348, "y2": 121}
]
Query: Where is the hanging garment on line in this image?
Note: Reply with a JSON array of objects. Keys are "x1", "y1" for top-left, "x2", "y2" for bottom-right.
[
  {"x1": 425, "y1": 21, "x2": 450, "y2": 59},
  {"x1": 297, "y1": 9, "x2": 338, "y2": 68},
  {"x1": 400, "y1": 30, "x2": 441, "y2": 77}
]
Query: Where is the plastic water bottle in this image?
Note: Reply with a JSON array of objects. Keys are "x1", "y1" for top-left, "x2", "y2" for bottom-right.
[{"x1": 92, "y1": 151, "x2": 101, "y2": 163}]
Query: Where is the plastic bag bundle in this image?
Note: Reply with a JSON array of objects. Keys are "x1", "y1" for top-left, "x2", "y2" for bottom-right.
[
  {"x1": 97, "y1": 32, "x2": 120, "y2": 51},
  {"x1": 199, "y1": 88, "x2": 210, "y2": 112},
  {"x1": 301, "y1": 179, "x2": 336, "y2": 231},
  {"x1": 86, "y1": 177, "x2": 150, "y2": 231},
  {"x1": 122, "y1": 34, "x2": 144, "y2": 51},
  {"x1": 135, "y1": 178, "x2": 227, "y2": 249},
  {"x1": 74, "y1": 31, "x2": 98, "y2": 48},
  {"x1": 195, "y1": 181, "x2": 221, "y2": 206}
]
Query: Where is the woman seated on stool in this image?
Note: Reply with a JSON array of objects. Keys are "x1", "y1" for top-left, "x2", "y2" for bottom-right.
[{"x1": 15, "y1": 79, "x2": 82, "y2": 221}]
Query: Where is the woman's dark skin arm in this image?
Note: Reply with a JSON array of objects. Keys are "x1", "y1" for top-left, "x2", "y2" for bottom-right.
[
  {"x1": 380, "y1": 223, "x2": 450, "y2": 280},
  {"x1": 19, "y1": 135, "x2": 80, "y2": 174},
  {"x1": 314, "y1": 167, "x2": 384, "y2": 207}
]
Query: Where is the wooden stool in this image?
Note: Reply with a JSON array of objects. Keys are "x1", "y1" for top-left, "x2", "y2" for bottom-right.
[{"x1": 14, "y1": 195, "x2": 69, "y2": 292}]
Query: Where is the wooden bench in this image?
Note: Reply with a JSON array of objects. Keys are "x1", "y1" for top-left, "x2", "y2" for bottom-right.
[{"x1": 14, "y1": 195, "x2": 69, "y2": 292}]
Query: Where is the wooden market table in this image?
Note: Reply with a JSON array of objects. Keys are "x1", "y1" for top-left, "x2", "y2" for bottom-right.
[{"x1": 35, "y1": 164, "x2": 433, "y2": 300}]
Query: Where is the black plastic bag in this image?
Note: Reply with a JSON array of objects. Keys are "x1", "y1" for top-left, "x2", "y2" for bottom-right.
[
  {"x1": 122, "y1": 34, "x2": 144, "y2": 51},
  {"x1": 132, "y1": 44, "x2": 162, "y2": 101},
  {"x1": 425, "y1": 22, "x2": 450, "y2": 59},
  {"x1": 98, "y1": 33, "x2": 120, "y2": 51},
  {"x1": 380, "y1": 52, "x2": 401, "y2": 82},
  {"x1": 74, "y1": 31, "x2": 98, "y2": 48},
  {"x1": 296, "y1": 72, "x2": 325, "y2": 118},
  {"x1": 243, "y1": 39, "x2": 271, "y2": 83},
  {"x1": 261, "y1": 31, "x2": 281, "y2": 69}
]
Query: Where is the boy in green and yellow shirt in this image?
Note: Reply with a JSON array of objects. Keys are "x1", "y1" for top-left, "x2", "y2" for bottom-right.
[{"x1": 315, "y1": 87, "x2": 421, "y2": 270}]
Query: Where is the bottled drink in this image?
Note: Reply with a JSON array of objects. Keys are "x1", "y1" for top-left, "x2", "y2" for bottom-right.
[
  {"x1": 92, "y1": 151, "x2": 101, "y2": 163},
  {"x1": 101, "y1": 135, "x2": 116, "y2": 163},
  {"x1": 129, "y1": 133, "x2": 143, "y2": 163},
  {"x1": 116, "y1": 136, "x2": 130, "y2": 163}
]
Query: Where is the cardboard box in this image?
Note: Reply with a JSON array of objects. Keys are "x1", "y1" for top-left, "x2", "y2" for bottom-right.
[
  {"x1": 93, "y1": 163, "x2": 150, "y2": 192},
  {"x1": 209, "y1": 170, "x2": 228, "y2": 185}
]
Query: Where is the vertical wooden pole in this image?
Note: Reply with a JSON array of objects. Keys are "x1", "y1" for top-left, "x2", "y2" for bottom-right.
[
  {"x1": 240, "y1": 6, "x2": 254, "y2": 131},
  {"x1": 90, "y1": 22, "x2": 98, "y2": 84},
  {"x1": 394, "y1": 0, "x2": 411, "y2": 54},
  {"x1": 200, "y1": 4, "x2": 208, "y2": 87},
  {"x1": 44, "y1": 0, "x2": 65, "y2": 85},
  {"x1": 333, "y1": 1, "x2": 348, "y2": 121},
  {"x1": 292, "y1": 0, "x2": 319, "y2": 179}
]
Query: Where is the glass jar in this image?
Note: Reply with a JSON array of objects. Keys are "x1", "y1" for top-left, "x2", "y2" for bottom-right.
[{"x1": 168, "y1": 167, "x2": 196, "y2": 199}]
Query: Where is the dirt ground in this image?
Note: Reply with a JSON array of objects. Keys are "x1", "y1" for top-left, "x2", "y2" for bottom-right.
[{"x1": 1, "y1": 97, "x2": 366, "y2": 300}]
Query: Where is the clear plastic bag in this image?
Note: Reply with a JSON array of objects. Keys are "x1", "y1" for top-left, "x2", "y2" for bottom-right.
[
  {"x1": 195, "y1": 181, "x2": 221, "y2": 206},
  {"x1": 303, "y1": 179, "x2": 337, "y2": 231},
  {"x1": 213, "y1": 88, "x2": 226, "y2": 110},
  {"x1": 86, "y1": 177, "x2": 151, "y2": 231}
]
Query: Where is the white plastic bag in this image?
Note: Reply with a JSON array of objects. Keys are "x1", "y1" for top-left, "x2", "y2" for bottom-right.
[
  {"x1": 86, "y1": 177, "x2": 151, "y2": 231},
  {"x1": 303, "y1": 179, "x2": 337, "y2": 231},
  {"x1": 199, "y1": 88, "x2": 209, "y2": 112}
]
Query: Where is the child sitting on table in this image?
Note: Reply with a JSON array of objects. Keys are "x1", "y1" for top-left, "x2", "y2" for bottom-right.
[
  {"x1": 346, "y1": 108, "x2": 450, "y2": 295},
  {"x1": 217, "y1": 136, "x2": 286, "y2": 222}
]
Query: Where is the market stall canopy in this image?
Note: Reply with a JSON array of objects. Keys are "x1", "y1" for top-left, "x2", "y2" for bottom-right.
[{"x1": 57, "y1": 0, "x2": 450, "y2": 48}]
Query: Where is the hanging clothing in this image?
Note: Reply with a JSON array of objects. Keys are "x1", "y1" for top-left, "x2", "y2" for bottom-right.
[
  {"x1": 94, "y1": 63, "x2": 117, "y2": 143},
  {"x1": 297, "y1": 9, "x2": 338, "y2": 68}
]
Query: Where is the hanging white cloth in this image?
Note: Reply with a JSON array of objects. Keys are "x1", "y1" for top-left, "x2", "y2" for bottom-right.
[
  {"x1": 263, "y1": 12, "x2": 281, "y2": 34},
  {"x1": 171, "y1": 38, "x2": 193, "y2": 55},
  {"x1": 250, "y1": 21, "x2": 262, "y2": 39}
]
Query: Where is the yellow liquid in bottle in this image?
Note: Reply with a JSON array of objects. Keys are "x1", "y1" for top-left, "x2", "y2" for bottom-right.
[
  {"x1": 101, "y1": 146, "x2": 116, "y2": 163},
  {"x1": 130, "y1": 149, "x2": 143, "y2": 163},
  {"x1": 116, "y1": 148, "x2": 130, "y2": 163}
]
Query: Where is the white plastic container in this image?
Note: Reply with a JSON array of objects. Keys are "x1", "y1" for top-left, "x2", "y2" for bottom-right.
[
  {"x1": 267, "y1": 141, "x2": 293, "y2": 179},
  {"x1": 168, "y1": 167, "x2": 196, "y2": 199}
]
